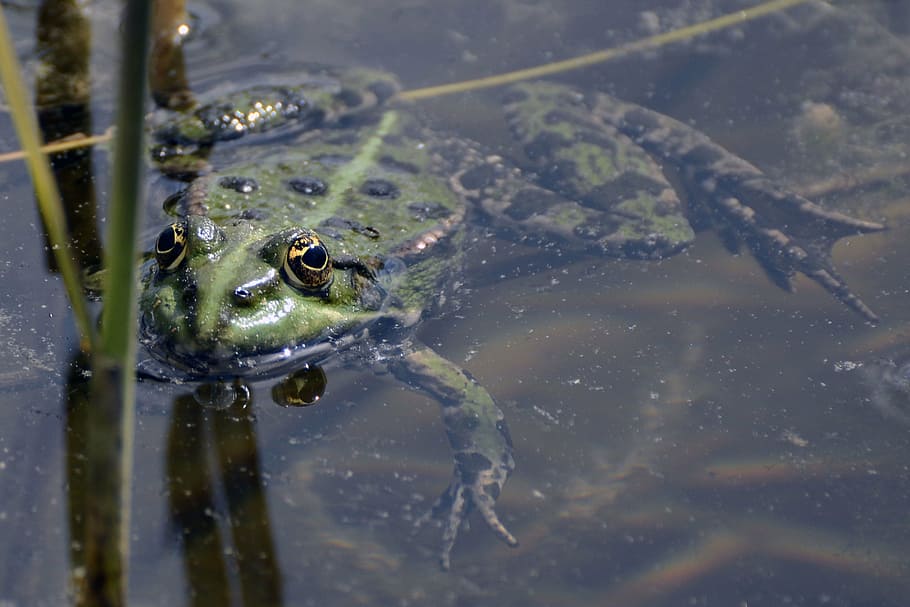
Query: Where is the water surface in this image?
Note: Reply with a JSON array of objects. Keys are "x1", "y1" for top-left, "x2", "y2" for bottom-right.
[{"x1": 0, "y1": 1, "x2": 909, "y2": 605}]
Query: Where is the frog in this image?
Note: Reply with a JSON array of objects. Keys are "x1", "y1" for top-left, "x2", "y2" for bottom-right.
[{"x1": 139, "y1": 65, "x2": 884, "y2": 569}]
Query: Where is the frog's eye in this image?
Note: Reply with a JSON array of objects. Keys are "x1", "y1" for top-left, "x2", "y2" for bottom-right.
[
  {"x1": 155, "y1": 222, "x2": 188, "y2": 271},
  {"x1": 283, "y1": 232, "x2": 333, "y2": 291}
]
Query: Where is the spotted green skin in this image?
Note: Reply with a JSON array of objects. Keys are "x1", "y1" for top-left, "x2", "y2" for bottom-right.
[
  {"x1": 141, "y1": 59, "x2": 886, "y2": 374},
  {"x1": 140, "y1": 77, "x2": 701, "y2": 374},
  {"x1": 138, "y1": 67, "x2": 882, "y2": 568},
  {"x1": 141, "y1": 109, "x2": 468, "y2": 373}
]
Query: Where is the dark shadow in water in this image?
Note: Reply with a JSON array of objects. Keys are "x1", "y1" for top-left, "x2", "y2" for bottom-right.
[
  {"x1": 161, "y1": 368, "x2": 325, "y2": 604},
  {"x1": 66, "y1": 361, "x2": 316, "y2": 605},
  {"x1": 38, "y1": 3, "x2": 117, "y2": 603},
  {"x1": 166, "y1": 381, "x2": 284, "y2": 607},
  {"x1": 35, "y1": 0, "x2": 102, "y2": 273}
]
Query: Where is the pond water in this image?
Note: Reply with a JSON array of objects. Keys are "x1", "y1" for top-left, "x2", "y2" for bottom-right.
[{"x1": 1, "y1": 1, "x2": 909, "y2": 605}]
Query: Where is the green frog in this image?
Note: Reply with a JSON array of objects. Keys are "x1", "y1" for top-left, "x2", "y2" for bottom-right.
[{"x1": 140, "y1": 66, "x2": 884, "y2": 568}]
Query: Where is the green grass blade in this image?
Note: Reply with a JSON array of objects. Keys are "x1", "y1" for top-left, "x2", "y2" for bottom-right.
[
  {"x1": 81, "y1": 0, "x2": 152, "y2": 604},
  {"x1": 99, "y1": 0, "x2": 152, "y2": 362}
]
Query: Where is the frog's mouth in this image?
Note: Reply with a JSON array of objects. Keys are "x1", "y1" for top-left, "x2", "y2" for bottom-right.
[
  {"x1": 138, "y1": 308, "x2": 374, "y2": 381},
  {"x1": 137, "y1": 327, "x2": 349, "y2": 381}
]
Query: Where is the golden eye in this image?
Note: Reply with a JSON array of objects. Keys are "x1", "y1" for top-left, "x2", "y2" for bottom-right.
[
  {"x1": 155, "y1": 222, "x2": 188, "y2": 271},
  {"x1": 282, "y1": 230, "x2": 333, "y2": 291}
]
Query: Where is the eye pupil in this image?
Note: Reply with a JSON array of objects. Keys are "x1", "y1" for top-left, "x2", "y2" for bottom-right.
[
  {"x1": 158, "y1": 230, "x2": 176, "y2": 251},
  {"x1": 302, "y1": 245, "x2": 328, "y2": 270},
  {"x1": 155, "y1": 222, "x2": 188, "y2": 271}
]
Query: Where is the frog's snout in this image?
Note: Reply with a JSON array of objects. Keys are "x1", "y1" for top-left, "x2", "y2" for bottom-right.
[{"x1": 231, "y1": 268, "x2": 280, "y2": 306}]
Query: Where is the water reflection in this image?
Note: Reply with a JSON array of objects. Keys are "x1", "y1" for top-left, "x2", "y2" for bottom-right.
[
  {"x1": 167, "y1": 381, "x2": 282, "y2": 607},
  {"x1": 271, "y1": 364, "x2": 327, "y2": 408},
  {"x1": 66, "y1": 364, "x2": 292, "y2": 605},
  {"x1": 35, "y1": 0, "x2": 102, "y2": 272}
]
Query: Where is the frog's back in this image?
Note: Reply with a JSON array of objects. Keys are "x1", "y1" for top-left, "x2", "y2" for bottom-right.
[
  {"x1": 184, "y1": 111, "x2": 465, "y2": 263},
  {"x1": 140, "y1": 110, "x2": 469, "y2": 378}
]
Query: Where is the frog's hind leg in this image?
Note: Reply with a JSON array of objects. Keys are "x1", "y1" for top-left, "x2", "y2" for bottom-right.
[
  {"x1": 592, "y1": 92, "x2": 885, "y2": 323},
  {"x1": 489, "y1": 82, "x2": 695, "y2": 259},
  {"x1": 390, "y1": 345, "x2": 518, "y2": 570}
]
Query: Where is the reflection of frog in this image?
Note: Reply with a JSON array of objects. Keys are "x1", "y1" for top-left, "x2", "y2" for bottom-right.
[{"x1": 139, "y1": 66, "x2": 883, "y2": 568}]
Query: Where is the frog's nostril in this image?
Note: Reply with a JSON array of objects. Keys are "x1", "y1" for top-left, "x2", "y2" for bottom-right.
[
  {"x1": 232, "y1": 268, "x2": 279, "y2": 305},
  {"x1": 233, "y1": 287, "x2": 253, "y2": 303}
]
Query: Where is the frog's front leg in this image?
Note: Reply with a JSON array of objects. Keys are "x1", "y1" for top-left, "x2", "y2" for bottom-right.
[
  {"x1": 389, "y1": 345, "x2": 518, "y2": 570},
  {"x1": 591, "y1": 92, "x2": 886, "y2": 323}
]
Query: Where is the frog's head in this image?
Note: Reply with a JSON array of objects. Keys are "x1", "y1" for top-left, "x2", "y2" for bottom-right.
[{"x1": 139, "y1": 215, "x2": 385, "y2": 376}]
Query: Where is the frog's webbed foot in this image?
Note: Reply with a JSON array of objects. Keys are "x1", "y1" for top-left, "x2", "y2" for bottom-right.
[
  {"x1": 592, "y1": 93, "x2": 885, "y2": 323},
  {"x1": 707, "y1": 186, "x2": 884, "y2": 323},
  {"x1": 390, "y1": 346, "x2": 518, "y2": 570},
  {"x1": 414, "y1": 448, "x2": 519, "y2": 570}
]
